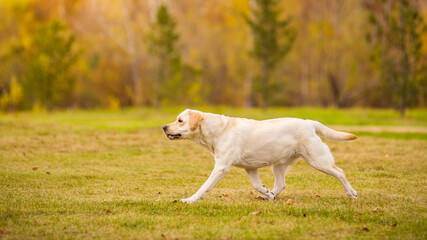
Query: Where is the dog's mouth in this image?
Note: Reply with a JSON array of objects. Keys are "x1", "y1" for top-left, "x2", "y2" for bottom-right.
[{"x1": 167, "y1": 134, "x2": 182, "y2": 140}]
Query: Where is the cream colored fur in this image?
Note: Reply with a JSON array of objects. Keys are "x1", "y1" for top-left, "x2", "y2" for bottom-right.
[{"x1": 163, "y1": 109, "x2": 358, "y2": 203}]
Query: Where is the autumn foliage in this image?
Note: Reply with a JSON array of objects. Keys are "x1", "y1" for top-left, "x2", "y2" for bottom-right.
[{"x1": 0, "y1": 0, "x2": 426, "y2": 112}]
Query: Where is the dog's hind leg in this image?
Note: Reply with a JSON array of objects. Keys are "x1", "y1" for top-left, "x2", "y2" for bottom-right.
[
  {"x1": 245, "y1": 169, "x2": 275, "y2": 200},
  {"x1": 301, "y1": 137, "x2": 358, "y2": 199},
  {"x1": 270, "y1": 159, "x2": 297, "y2": 198}
]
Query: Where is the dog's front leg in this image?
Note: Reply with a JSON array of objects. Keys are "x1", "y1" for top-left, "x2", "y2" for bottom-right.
[{"x1": 181, "y1": 164, "x2": 230, "y2": 204}]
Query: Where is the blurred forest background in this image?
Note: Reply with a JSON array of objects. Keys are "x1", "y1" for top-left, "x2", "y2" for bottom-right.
[{"x1": 0, "y1": 0, "x2": 426, "y2": 115}]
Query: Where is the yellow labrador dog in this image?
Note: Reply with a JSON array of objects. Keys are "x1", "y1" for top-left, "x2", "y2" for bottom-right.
[{"x1": 163, "y1": 109, "x2": 358, "y2": 203}]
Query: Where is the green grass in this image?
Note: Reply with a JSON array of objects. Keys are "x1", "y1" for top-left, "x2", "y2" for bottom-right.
[
  {"x1": 0, "y1": 108, "x2": 426, "y2": 239},
  {"x1": 1, "y1": 107, "x2": 426, "y2": 130}
]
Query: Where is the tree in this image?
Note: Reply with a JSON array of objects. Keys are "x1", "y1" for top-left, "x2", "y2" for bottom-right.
[
  {"x1": 0, "y1": 76, "x2": 24, "y2": 111},
  {"x1": 23, "y1": 20, "x2": 78, "y2": 110},
  {"x1": 91, "y1": 0, "x2": 145, "y2": 107},
  {"x1": 147, "y1": 4, "x2": 182, "y2": 107},
  {"x1": 365, "y1": 0, "x2": 426, "y2": 116},
  {"x1": 245, "y1": 0, "x2": 296, "y2": 110}
]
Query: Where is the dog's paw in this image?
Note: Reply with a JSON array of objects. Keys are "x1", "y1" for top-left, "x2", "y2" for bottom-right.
[
  {"x1": 180, "y1": 197, "x2": 199, "y2": 204},
  {"x1": 346, "y1": 189, "x2": 358, "y2": 199},
  {"x1": 256, "y1": 192, "x2": 275, "y2": 201}
]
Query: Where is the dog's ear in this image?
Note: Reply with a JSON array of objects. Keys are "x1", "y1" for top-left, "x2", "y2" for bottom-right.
[{"x1": 189, "y1": 110, "x2": 203, "y2": 131}]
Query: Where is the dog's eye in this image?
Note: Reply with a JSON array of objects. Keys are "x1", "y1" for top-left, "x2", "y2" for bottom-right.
[{"x1": 178, "y1": 119, "x2": 183, "y2": 123}]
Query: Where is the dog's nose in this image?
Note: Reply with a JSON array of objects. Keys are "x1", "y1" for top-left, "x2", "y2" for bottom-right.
[{"x1": 162, "y1": 125, "x2": 168, "y2": 132}]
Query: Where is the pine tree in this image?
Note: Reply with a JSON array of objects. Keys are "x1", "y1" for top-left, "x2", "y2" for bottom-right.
[
  {"x1": 147, "y1": 4, "x2": 181, "y2": 108},
  {"x1": 23, "y1": 20, "x2": 78, "y2": 111},
  {"x1": 245, "y1": 0, "x2": 296, "y2": 110},
  {"x1": 365, "y1": 0, "x2": 426, "y2": 116}
]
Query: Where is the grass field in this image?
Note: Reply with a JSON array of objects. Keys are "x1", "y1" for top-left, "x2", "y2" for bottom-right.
[{"x1": 0, "y1": 107, "x2": 426, "y2": 239}]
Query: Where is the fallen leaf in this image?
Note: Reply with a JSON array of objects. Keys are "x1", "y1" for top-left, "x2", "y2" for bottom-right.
[
  {"x1": 250, "y1": 211, "x2": 261, "y2": 215},
  {"x1": 286, "y1": 199, "x2": 293, "y2": 205},
  {"x1": 379, "y1": 178, "x2": 383, "y2": 183},
  {"x1": 391, "y1": 223, "x2": 397, "y2": 227},
  {"x1": 362, "y1": 226, "x2": 369, "y2": 232},
  {"x1": 222, "y1": 194, "x2": 229, "y2": 197},
  {"x1": 172, "y1": 200, "x2": 178, "y2": 203},
  {"x1": 32, "y1": 167, "x2": 38, "y2": 171},
  {"x1": 161, "y1": 233, "x2": 166, "y2": 238},
  {"x1": 315, "y1": 194, "x2": 321, "y2": 198},
  {"x1": 46, "y1": 171, "x2": 51, "y2": 175}
]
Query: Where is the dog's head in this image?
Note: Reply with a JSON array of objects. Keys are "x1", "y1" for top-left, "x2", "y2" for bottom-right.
[{"x1": 162, "y1": 109, "x2": 203, "y2": 140}]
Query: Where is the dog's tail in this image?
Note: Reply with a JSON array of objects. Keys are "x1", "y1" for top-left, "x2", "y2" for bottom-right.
[{"x1": 309, "y1": 120, "x2": 357, "y2": 141}]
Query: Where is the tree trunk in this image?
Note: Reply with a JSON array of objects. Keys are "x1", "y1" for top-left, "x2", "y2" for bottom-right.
[
  {"x1": 399, "y1": 5, "x2": 409, "y2": 117},
  {"x1": 261, "y1": 61, "x2": 269, "y2": 112},
  {"x1": 155, "y1": 57, "x2": 165, "y2": 109},
  {"x1": 130, "y1": 58, "x2": 142, "y2": 107},
  {"x1": 244, "y1": 74, "x2": 253, "y2": 108},
  {"x1": 327, "y1": 72, "x2": 341, "y2": 108}
]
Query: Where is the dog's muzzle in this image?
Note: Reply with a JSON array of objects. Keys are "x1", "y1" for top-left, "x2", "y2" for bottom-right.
[{"x1": 163, "y1": 125, "x2": 181, "y2": 140}]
